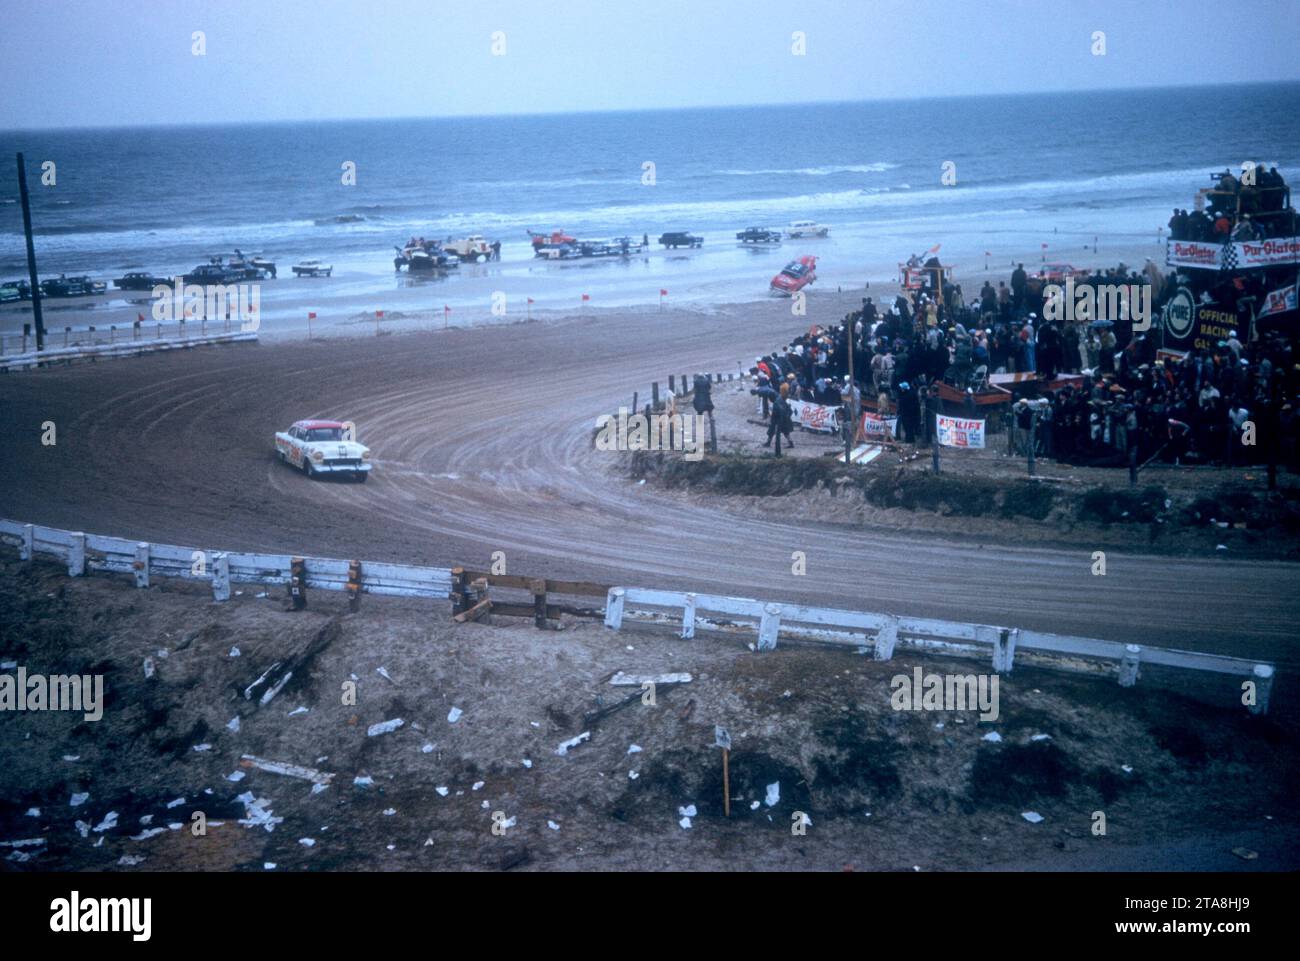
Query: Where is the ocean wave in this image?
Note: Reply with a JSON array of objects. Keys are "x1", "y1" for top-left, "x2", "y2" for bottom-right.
[{"x1": 717, "y1": 163, "x2": 899, "y2": 176}]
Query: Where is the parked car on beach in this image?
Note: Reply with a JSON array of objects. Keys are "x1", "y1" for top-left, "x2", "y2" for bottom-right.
[
  {"x1": 736, "y1": 226, "x2": 782, "y2": 243},
  {"x1": 40, "y1": 275, "x2": 105, "y2": 297},
  {"x1": 291, "y1": 260, "x2": 333, "y2": 277},
  {"x1": 0, "y1": 280, "x2": 31, "y2": 302},
  {"x1": 659, "y1": 231, "x2": 703, "y2": 249},
  {"x1": 785, "y1": 220, "x2": 829, "y2": 238},
  {"x1": 114, "y1": 272, "x2": 169, "y2": 291},
  {"x1": 275, "y1": 419, "x2": 372, "y2": 481},
  {"x1": 182, "y1": 264, "x2": 241, "y2": 285}
]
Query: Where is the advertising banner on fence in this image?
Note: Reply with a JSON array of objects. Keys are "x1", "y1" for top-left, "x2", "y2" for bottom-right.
[
  {"x1": 1259, "y1": 279, "x2": 1299, "y2": 318},
  {"x1": 789, "y1": 400, "x2": 839, "y2": 433},
  {"x1": 1166, "y1": 236, "x2": 1300, "y2": 271},
  {"x1": 936, "y1": 415, "x2": 985, "y2": 449},
  {"x1": 860, "y1": 412, "x2": 897, "y2": 440}
]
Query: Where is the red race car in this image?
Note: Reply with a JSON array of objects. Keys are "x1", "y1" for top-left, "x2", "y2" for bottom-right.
[{"x1": 770, "y1": 255, "x2": 817, "y2": 295}]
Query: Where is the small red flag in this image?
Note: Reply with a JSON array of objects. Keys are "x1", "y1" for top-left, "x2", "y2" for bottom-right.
[
  {"x1": 376, "y1": 310, "x2": 384, "y2": 318},
  {"x1": 659, "y1": 288, "x2": 668, "y2": 296},
  {"x1": 527, "y1": 297, "x2": 535, "y2": 304},
  {"x1": 581, "y1": 293, "x2": 590, "y2": 302},
  {"x1": 444, "y1": 305, "x2": 450, "y2": 313},
  {"x1": 983, "y1": 251, "x2": 991, "y2": 257},
  {"x1": 307, "y1": 312, "x2": 316, "y2": 320},
  {"x1": 1041, "y1": 243, "x2": 1048, "y2": 249},
  {"x1": 137, "y1": 313, "x2": 144, "y2": 322}
]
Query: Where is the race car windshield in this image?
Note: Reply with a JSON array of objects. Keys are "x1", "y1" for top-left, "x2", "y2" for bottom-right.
[{"x1": 306, "y1": 427, "x2": 345, "y2": 441}]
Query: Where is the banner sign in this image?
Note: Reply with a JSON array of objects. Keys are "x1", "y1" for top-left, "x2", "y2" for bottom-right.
[
  {"x1": 1192, "y1": 304, "x2": 1238, "y2": 351},
  {"x1": 1161, "y1": 287, "x2": 1197, "y2": 347},
  {"x1": 860, "y1": 412, "x2": 897, "y2": 440},
  {"x1": 1259, "y1": 280, "x2": 1299, "y2": 318},
  {"x1": 1166, "y1": 236, "x2": 1300, "y2": 271},
  {"x1": 789, "y1": 401, "x2": 839, "y2": 433},
  {"x1": 936, "y1": 415, "x2": 985, "y2": 449}
]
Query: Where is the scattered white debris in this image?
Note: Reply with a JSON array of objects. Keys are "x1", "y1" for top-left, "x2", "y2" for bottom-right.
[
  {"x1": 625, "y1": 645, "x2": 634, "y2": 652},
  {"x1": 62, "y1": 755, "x2": 80, "y2": 762},
  {"x1": 117, "y1": 855, "x2": 145, "y2": 866},
  {"x1": 750, "y1": 801, "x2": 761, "y2": 811},
  {"x1": 353, "y1": 776, "x2": 374, "y2": 788},
  {"x1": 530, "y1": 721, "x2": 540, "y2": 728},
  {"x1": 422, "y1": 743, "x2": 434, "y2": 754},
  {"x1": 75, "y1": 821, "x2": 90, "y2": 838},
  {"x1": 240, "y1": 755, "x2": 334, "y2": 786},
  {"x1": 255, "y1": 592, "x2": 268, "y2": 599},
  {"x1": 781, "y1": 690, "x2": 792, "y2": 698},
  {"x1": 227, "y1": 771, "x2": 246, "y2": 783},
  {"x1": 93, "y1": 812, "x2": 118, "y2": 833},
  {"x1": 142, "y1": 658, "x2": 155, "y2": 679},
  {"x1": 377, "y1": 667, "x2": 394, "y2": 683},
  {"x1": 229, "y1": 646, "x2": 240, "y2": 658},
  {"x1": 259, "y1": 672, "x2": 293, "y2": 706},
  {"x1": 556, "y1": 732, "x2": 590, "y2": 756},
  {"x1": 299, "y1": 838, "x2": 316, "y2": 847},
  {"x1": 678, "y1": 804, "x2": 697, "y2": 818},
  {"x1": 25, "y1": 808, "x2": 39, "y2": 817},
  {"x1": 481, "y1": 800, "x2": 490, "y2": 810},
  {"x1": 0, "y1": 660, "x2": 16, "y2": 669},
  {"x1": 130, "y1": 828, "x2": 166, "y2": 841},
  {"x1": 447, "y1": 706, "x2": 463, "y2": 724},
  {"x1": 139, "y1": 815, "x2": 153, "y2": 825},
  {"x1": 1021, "y1": 811, "x2": 1045, "y2": 824},
  {"x1": 310, "y1": 783, "x2": 328, "y2": 796},
  {"x1": 496, "y1": 815, "x2": 517, "y2": 830},
  {"x1": 1216, "y1": 544, "x2": 1228, "y2": 551},
  {"x1": 765, "y1": 783, "x2": 780, "y2": 808},
  {"x1": 192, "y1": 743, "x2": 212, "y2": 753},
  {"x1": 166, "y1": 797, "x2": 185, "y2": 809},
  {"x1": 424, "y1": 837, "x2": 434, "y2": 846},
  {"x1": 1121, "y1": 765, "x2": 1134, "y2": 774},
  {"x1": 436, "y1": 787, "x2": 449, "y2": 797},
  {"x1": 935, "y1": 722, "x2": 945, "y2": 730},
  {"x1": 610, "y1": 672, "x2": 692, "y2": 686},
  {"x1": 1030, "y1": 734, "x2": 1051, "y2": 742},
  {"x1": 627, "y1": 744, "x2": 643, "y2": 755},
  {"x1": 367, "y1": 718, "x2": 405, "y2": 737},
  {"x1": 472, "y1": 781, "x2": 485, "y2": 791},
  {"x1": 70, "y1": 793, "x2": 89, "y2": 808},
  {"x1": 226, "y1": 716, "x2": 241, "y2": 733},
  {"x1": 264, "y1": 862, "x2": 276, "y2": 870},
  {"x1": 0, "y1": 837, "x2": 46, "y2": 848},
  {"x1": 982, "y1": 731, "x2": 1002, "y2": 743},
  {"x1": 235, "y1": 793, "x2": 284, "y2": 832},
  {"x1": 168, "y1": 823, "x2": 182, "y2": 831},
  {"x1": 383, "y1": 808, "x2": 397, "y2": 816},
  {"x1": 628, "y1": 771, "x2": 639, "y2": 780},
  {"x1": 522, "y1": 759, "x2": 532, "y2": 769},
  {"x1": 679, "y1": 817, "x2": 692, "y2": 829},
  {"x1": 547, "y1": 820, "x2": 560, "y2": 831},
  {"x1": 288, "y1": 706, "x2": 309, "y2": 716}
]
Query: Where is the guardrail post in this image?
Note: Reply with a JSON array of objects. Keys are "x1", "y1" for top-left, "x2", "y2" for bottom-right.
[
  {"x1": 530, "y1": 578, "x2": 548, "y2": 629},
  {"x1": 450, "y1": 567, "x2": 469, "y2": 615},
  {"x1": 993, "y1": 627, "x2": 1017, "y2": 673},
  {"x1": 681, "y1": 592, "x2": 696, "y2": 639},
  {"x1": 133, "y1": 542, "x2": 150, "y2": 588},
  {"x1": 68, "y1": 532, "x2": 86, "y2": 576},
  {"x1": 873, "y1": 616, "x2": 899, "y2": 660},
  {"x1": 211, "y1": 552, "x2": 230, "y2": 601},
  {"x1": 20, "y1": 524, "x2": 33, "y2": 561},
  {"x1": 1119, "y1": 644, "x2": 1141, "y2": 687},
  {"x1": 604, "y1": 587, "x2": 625, "y2": 630},
  {"x1": 347, "y1": 560, "x2": 362, "y2": 612},
  {"x1": 758, "y1": 603, "x2": 781, "y2": 651},
  {"x1": 1249, "y1": 664, "x2": 1274, "y2": 716},
  {"x1": 288, "y1": 556, "x2": 307, "y2": 610}
]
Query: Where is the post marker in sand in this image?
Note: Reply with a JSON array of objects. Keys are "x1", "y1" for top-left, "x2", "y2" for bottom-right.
[
  {"x1": 581, "y1": 293, "x2": 590, "y2": 307},
  {"x1": 444, "y1": 304, "x2": 450, "y2": 329},
  {"x1": 714, "y1": 726, "x2": 732, "y2": 817},
  {"x1": 527, "y1": 297, "x2": 534, "y2": 320},
  {"x1": 307, "y1": 311, "x2": 316, "y2": 339},
  {"x1": 1041, "y1": 242, "x2": 1048, "y2": 263},
  {"x1": 984, "y1": 251, "x2": 991, "y2": 272},
  {"x1": 659, "y1": 288, "x2": 667, "y2": 311}
]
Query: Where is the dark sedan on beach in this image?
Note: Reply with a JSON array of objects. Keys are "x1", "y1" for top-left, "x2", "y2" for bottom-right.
[
  {"x1": 181, "y1": 264, "x2": 242, "y2": 285},
  {"x1": 114, "y1": 271, "x2": 168, "y2": 291},
  {"x1": 659, "y1": 231, "x2": 703, "y2": 248},
  {"x1": 40, "y1": 276, "x2": 106, "y2": 297},
  {"x1": 736, "y1": 226, "x2": 782, "y2": 243}
]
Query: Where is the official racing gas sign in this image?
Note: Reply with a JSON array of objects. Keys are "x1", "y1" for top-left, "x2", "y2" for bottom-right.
[
  {"x1": 789, "y1": 400, "x2": 839, "y2": 433},
  {"x1": 936, "y1": 415, "x2": 985, "y2": 449}
]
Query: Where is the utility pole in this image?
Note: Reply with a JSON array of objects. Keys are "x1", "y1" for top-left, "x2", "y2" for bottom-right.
[
  {"x1": 930, "y1": 386, "x2": 941, "y2": 473},
  {"x1": 16, "y1": 153, "x2": 46, "y2": 351},
  {"x1": 843, "y1": 314, "x2": 855, "y2": 463}
]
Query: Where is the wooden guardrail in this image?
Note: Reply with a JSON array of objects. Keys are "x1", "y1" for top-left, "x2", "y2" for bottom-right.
[
  {"x1": 0, "y1": 330, "x2": 257, "y2": 371},
  {"x1": 0, "y1": 519, "x2": 1278, "y2": 713}
]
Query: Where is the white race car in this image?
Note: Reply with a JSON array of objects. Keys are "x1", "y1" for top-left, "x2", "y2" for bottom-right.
[{"x1": 275, "y1": 419, "x2": 372, "y2": 481}]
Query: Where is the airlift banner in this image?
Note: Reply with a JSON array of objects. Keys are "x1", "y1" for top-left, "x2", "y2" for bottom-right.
[{"x1": 1166, "y1": 236, "x2": 1300, "y2": 270}]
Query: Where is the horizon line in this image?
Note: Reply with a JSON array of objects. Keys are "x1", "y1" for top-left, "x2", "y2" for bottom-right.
[{"x1": 4, "y1": 77, "x2": 1299, "y2": 136}]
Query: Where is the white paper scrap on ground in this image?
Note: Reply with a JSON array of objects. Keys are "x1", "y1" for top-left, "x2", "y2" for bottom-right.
[
  {"x1": 240, "y1": 755, "x2": 334, "y2": 785},
  {"x1": 472, "y1": 781, "x2": 484, "y2": 791},
  {"x1": 556, "y1": 732, "x2": 590, "y2": 756},
  {"x1": 367, "y1": 718, "x2": 405, "y2": 737},
  {"x1": 1021, "y1": 811, "x2": 1045, "y2": 823},
  {"x1": 299, "y1": 838, "x2": 316, "y2": 847},
  {"x1": 75, "y1": 821, "x2": 90, "y2": 838},
  {"x1": 679, "y1": 817, "x2": 692, "y2": 829},
  {"x1": 165, "y1": 797, "x2": 185, "y2": 808},
  {"x1": 765, "y1": 783, "x2": 780, "y2": 807},
  {"x1": 227, "y1": 716, "x2": 240, "y2": 732},
  {"x1": 751, "y1": 801, "x2": 761, "y2": 810},
  {"x1": 678, "y1": 804, "x2": 697, "y2": 817},
  {"x1": 143, "y1": 658, "x2": 155, "y2": 679},
  {"x1": 447, "y1": 707, "x2": 463, "y2": 724},
  {"x1": 436, "y1": 786, "x2": 449, "y2": 797},
  {"x1": 610, "y1": 672, "x2": 692, "y2": 686},
  {"x1": 25, "y1": 808, "x2": 39, "y2": 817},
  {"x1": 227, "y1": 771, "x2": 246, "y2": 782},
  {"x1": 93, "y1": 812, "x2": 118, "y2": 833},
  {"x1": 1031, "y1": 733, "x2": 1051, "y2": 741},
  {"x1": 982, "y1": 731, "x2": 1002, "y2": 742},
  {"x1": 288, "y1": 706, "x2": 309, "y2": 716},
  {"x1": 422, "y1": 744, "x2": 434, "y2": 754},
  {"x1": 547, "y1": 820, "x2": 560, "y2": 831},
  {"x1": 130, "y1": 828, "x2": 166, "y2": 841},
  {"x1": 353, "y1": 776, "x2": 374, "y2": 787}
]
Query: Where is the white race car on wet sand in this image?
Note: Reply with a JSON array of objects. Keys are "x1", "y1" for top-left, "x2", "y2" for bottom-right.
[{"x1": 275, "y1": 419, "x2": 372, "y2": 481}]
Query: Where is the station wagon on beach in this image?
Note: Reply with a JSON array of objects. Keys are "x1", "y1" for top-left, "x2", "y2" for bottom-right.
[{"x1": 275, "y1": 419, "x2": 372, "y2": 481}]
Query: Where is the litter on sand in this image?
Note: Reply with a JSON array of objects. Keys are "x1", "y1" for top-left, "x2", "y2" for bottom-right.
[
  {"x1": 92, "y1": 812, "x2": 118, "y2": 833},
  {"x1": 226, "y1": 716, "x2": 241, "y2": 732},
  {"x1": 982, "y1": 732, "x2": 1002, "y2": 743},
  {"x1": 436, "y1": 787, "x2": 449, "y2": 797},
  {"x1": 547, "y1": 821, "x2": 560, "y2": 831},
  {"x1": 240, "y1": 755, "x2": 335, "y2": 786},
  {"x1": 367, "y1": 718, "x2": 405, "y2": 737},
  {"x1": 447, "y1": 707, "x2": 464, "y2": 724},
  {"x1": 1021, "y1": 811, "x2": 1045, "y2": 824},
  {"x1": 609, "y1": 672, "x2": 693, "y2": 686},
  {"x1": 556, "y1": 732, "x2": 591, "y2": 756},
  {"x1": 299, "y1": 838, "x2": 316, "y2": 847},
  {"x1": 765, "y1": 783, "x2": 780, "y2": 807},
  {"x1": 627, "y1": 744, "x2": 643, "y2": 754}
]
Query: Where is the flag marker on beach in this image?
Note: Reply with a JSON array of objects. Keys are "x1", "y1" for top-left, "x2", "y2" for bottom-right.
[
  {"x1": 444, "y1": 304, "x2": 451, "y2": 329},
  {"x1": 659, "y1": 287, "x2": 668, "y2": 311},
  {"x1": 307, "y1": 311, "x2": 316, "y2": 339},
  {"x1": 581, "y1": 293, "x2": 590, "y2": 305},
  {"x1": 1041, "y1": 242, "x2": 1048, "y2": 263},
  {"x1": 527, "y1": 297, "x2": 534, "y2": 320},
  {"x1": 984, "y1": 251, "x2": 991, "y2": 271}
]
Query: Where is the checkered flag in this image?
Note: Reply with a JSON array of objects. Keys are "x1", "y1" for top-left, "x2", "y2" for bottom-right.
[{"x1": 1219, "y1": 240, "x2": 1238, "y2": 272}]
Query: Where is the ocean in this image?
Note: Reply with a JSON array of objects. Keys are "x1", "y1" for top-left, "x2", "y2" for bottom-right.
[{"x1": 2, "y1": 82, "x2": 1298, "y2": 313}]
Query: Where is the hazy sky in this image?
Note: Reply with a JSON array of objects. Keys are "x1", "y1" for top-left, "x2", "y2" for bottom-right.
[{"x1": 3, "y1": 0, "x2": 1299, "y2": 129}]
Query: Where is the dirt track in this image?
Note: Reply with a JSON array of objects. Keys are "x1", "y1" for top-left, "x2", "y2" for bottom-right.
[{"x1": 0, "y1": 301, "x2": 1296, "y2": 669}]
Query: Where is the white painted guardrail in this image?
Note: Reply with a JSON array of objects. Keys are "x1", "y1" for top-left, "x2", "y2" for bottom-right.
[
  {"x1": 0, "y1": 519, "x2": 1277, "y2": 714},
  {"x1": 0, "y1": 331, "x2": 258, "y2": 371},
  {"x1": 603, "y1": 586, "x2": 1277, "y2": 714},
  {"x1": 0, "y1": 520, "x2": 451, "y2": 601}
]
